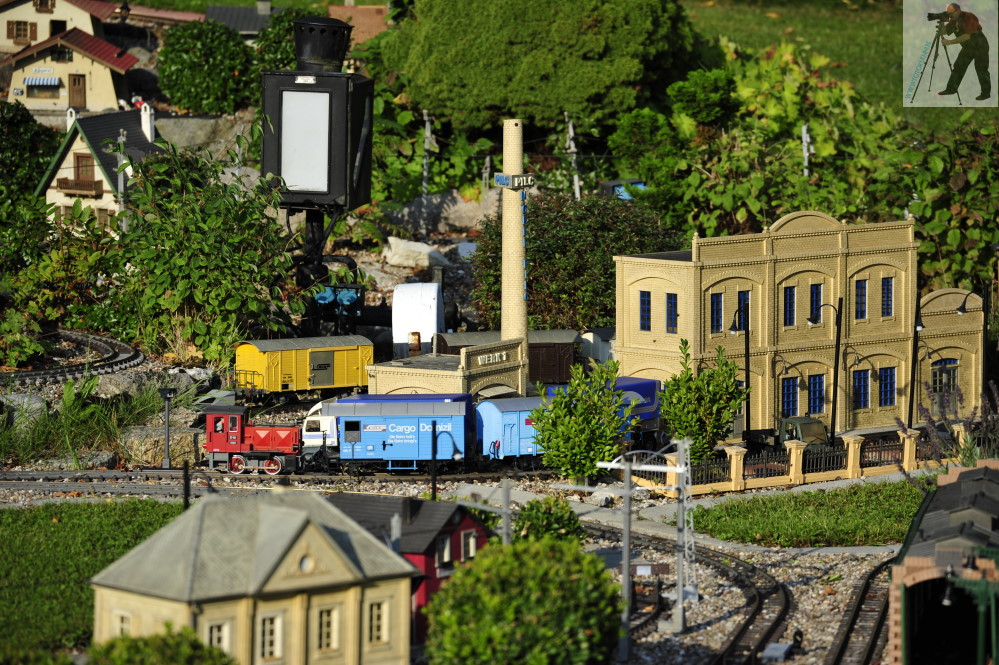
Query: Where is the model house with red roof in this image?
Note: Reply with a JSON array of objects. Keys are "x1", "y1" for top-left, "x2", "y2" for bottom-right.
[
  {"x1": 0, "y1": 0, "x2": 121, "y2": 54},
  {"x1": 325, "y1": 493, "x2": 490, "y2": 643},
  {"x1": 1, "y1": 26, "x2": 135, "y2": 111}
]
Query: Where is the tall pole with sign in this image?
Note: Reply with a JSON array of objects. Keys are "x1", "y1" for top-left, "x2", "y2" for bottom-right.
[{"x1": 495, "y1": 119, "x2": 534, "y2": 395}]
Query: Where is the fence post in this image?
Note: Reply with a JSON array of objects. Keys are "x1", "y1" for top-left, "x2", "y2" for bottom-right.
[
  {"x1": 842, "y1": 434, "x2": 864, "y2": 479},
  {"x1": 785, "y1": 440, "x2": 806, "y2": 485},
  {"x1": 664, "y1": 453, "x2": 679, "y2": 498},
  {"x1": 723, "y1": 445, "x2": 746, "y2": 491},
  {"x1": 899, "y1": 429, "x2": 919, "y2": 472}
]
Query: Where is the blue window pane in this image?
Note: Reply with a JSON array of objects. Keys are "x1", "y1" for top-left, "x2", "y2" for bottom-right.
[
  {"x1": 882, "y1": 277, "x2": 893, "y2": 317},
  {"x1": 710, "y1": 293, "x2": 723, "y2": 333},
  {"x1": 736, "y1": 290, "x2": 750, "y2": 331},
  {"x1": 808, "y1": 374, "x2": 825, "y2": 413},
  {"x1": 810, "y1": 284, "x2": 823, "y2": 323},
  {"x1": 782, "y1": 377, "x2": 798, "y2": 417},
  {"x1": 666, "y1": 293, "x2": 678, "y2": 334},
  {"x1": 855, "y1": 279, "x2": 867, "y2": 320},
  {"x1": 783, "y1": 286, "x2": 796, "y2": 326},
  {"x1": 879, "y1": 367, "x2": 896, "y2": 407},
  {"x1": 853, "y1": 369, "x2": 870, "y2": 409},
  {"x1": 639, "y1": 291, "x2": 651, "y2": 331}
]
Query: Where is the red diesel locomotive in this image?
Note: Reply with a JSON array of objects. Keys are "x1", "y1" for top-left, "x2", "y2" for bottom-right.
[{"x1": 203, "y1": 406, "x2": 302, "y2": 475}]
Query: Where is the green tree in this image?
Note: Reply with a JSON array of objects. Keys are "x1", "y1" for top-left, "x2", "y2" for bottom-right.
[
  {"x1": 378, "y1": 0, "x2": 701, "y2": 132},
  {"x1": 0, "y1": 101, "x2": 62, "y2": 205},
  {"x1": 110, "y1": 135, "x2": 303, "y2": 363},
  {"x1": 158, "y1": 20, "x2": 254, "y2": 114},
  {"x1": 471, "y1": 191, "x2": 681, "y2": 331},
  {"x1": 513, "y1": 496, "x2": 584, "y2": 542},
  {"x1": 659, "y1": 339, "x2": 748, "y2": 463},
  {"x1": 531, "y1": 360, "x2": 636, "y2": 480},
  {"x1": 88, "y1": 626, "x2": 237, "y2": 665},
  {"x1": 424, "y1": 537, "x2": 621, "y2": 665}
]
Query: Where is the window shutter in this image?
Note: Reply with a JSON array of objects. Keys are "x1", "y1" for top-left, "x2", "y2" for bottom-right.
[
  {"x1": 6, "y1": 21, "x2": 14, "y2": 39},
  {"x1": 29, "y1": 22, "x2": 37, "y2": 40}
]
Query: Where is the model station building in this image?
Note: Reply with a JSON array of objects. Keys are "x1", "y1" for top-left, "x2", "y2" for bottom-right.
[{"x1": 613, "y1": 210, "x2": 984, "y2": 436}]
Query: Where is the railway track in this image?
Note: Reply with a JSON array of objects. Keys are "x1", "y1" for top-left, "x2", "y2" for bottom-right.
[
  {"x1": 583, "y1": 523, "x2": 793, "y2": 664},
  {"x1": 823, "y1": 558, "x2": 893, "y2": 665},
  {"x1": 0, "y1": 331, "x2": 144, "y2": 387}
]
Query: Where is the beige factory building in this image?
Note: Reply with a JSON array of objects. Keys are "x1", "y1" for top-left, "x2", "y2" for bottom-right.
[{"x1": 613, "y1": 210, "x2": 984, "y2": 435}]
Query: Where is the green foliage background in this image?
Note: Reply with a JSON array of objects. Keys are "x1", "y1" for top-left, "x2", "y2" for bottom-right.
[
  {"x1": 471, "y1": 192, "x2": 682, "y2": 331},
  {"x1": 423, "y1": 537, "x2": 621, "y2": 665}
]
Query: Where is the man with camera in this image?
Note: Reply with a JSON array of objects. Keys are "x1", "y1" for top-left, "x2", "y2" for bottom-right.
[{"x1": 934, "y1": 3, "x2": 991, "y2": 101}]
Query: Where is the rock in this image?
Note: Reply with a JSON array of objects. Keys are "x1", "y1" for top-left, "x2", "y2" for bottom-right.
[
  {"x1": 2, "y1": 393, "x2": 47, "y2": 431},
  {"x1": 585, "y1": 490, "x2": 617, "y2": 508},
  {"x1": 382, "y1": 236, "x2": 451, "y2": 269},
  {"x1": 96, "y1": 371, "x2": 193, "y2": 399},
  {"x1": 34, "y1": 450, "x2": 118, "y2": 470},
  {"x1": 119, "y1": 426, "x2": 203, "y2": 467},
  {"x1": 168, "y1": 366, "x2": 215, "y2": 384},
  {"x1": 386, "y1": 188, "x2": 499, "y2": 235}
]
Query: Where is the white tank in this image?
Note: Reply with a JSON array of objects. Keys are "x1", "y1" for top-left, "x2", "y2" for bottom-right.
[{"x1": 392, "y1": 282, "x2": 444, "y2": 359}]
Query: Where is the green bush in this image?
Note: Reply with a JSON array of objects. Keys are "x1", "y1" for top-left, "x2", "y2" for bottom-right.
[
  {"x1": 514, "y1": 496, "x2": 584, "y2": 541},
  {"x1": 424, "y1": 537, "x2": 621, "y2": 665},
  {"x1": 0, "y1": 500, "x2": 184, "y2": 651},
  {"x1": 0, "y1": 101, "x2": 61, "y2": 206},
  {"x1": 158, "y1": 20, "x2": 254, "y2": 114},
  {"x1": 88, "y1": 626, "x2": 237, "y2": 665},
  {"x1": 471, "y1": 192, "x2": 681, "y2": 331},
  {"x1": 531, "y1": 360, "x2": 636, "y2": 480}
]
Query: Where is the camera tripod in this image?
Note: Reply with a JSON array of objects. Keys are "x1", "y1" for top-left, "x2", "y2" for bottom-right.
[{"x1": 911, "y1": 19, "x2": 963, "y2": 105}]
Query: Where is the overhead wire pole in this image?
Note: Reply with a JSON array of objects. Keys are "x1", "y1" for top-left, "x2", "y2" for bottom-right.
[
  {"x1": 558, "y1": 446, "x2": 694, "y2": 661},
  {"x1": 564, "y1": 111, "x2": 581, "y2": 200}
]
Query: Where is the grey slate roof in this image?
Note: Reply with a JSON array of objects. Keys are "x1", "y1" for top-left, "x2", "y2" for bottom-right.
[
  {"x1": 900, "y1": 466, "x2": 999, "y2": 560},
  {"x1": 326, "y1": 494, "x2": 479, "y2": 554},
  {"x1": 205, "y1": 4, "x2": 279, "y2": 35},
  {"x1": 235, "y1": 335, "x2": 372, "y2": 352},
  {"x1": 90, "y1": 492, "x2": 418, "y2": 602}
]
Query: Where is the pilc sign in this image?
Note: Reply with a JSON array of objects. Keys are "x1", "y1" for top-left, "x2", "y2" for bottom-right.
[{"x1": 494, "y1": 173, "x2": 535, "y2": 189}]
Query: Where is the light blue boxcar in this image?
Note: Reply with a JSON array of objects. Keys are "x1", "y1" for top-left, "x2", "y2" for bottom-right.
[
  {"x1": 476, "y1": 396, "x2": 545, "y2": 460},
  {"x1": 334, "y1": 401, "x2": 471, "y2": 471}
]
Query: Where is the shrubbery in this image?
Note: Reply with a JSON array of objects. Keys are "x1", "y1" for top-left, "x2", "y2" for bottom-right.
[
  {"x1": 423, "y1": 537, "x2": 620, "y2": 665},
  {"x1": 513, "y1": 496, "x2": 584, "y2": 541}
]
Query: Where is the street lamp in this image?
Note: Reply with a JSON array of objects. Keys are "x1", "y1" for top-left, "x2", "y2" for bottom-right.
[
  {"x1": 430, "y1": 420, "x2": 462, "y2": 501},
  {"x1": 807, "y1": 297, "x2": 842, "y2": 443},
  {"x1": 157, "y1": 387, "x2": 177, "y2": 469},
  {"x1": 728, "y1": 302, "x2": 751, "y2": 440},
  {"x1": 907, "y1": 301, "x2": 925, "y2": 430}
]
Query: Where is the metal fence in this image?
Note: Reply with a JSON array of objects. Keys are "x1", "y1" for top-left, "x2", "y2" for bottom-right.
[
  {"x1": 744, "y1": 448, "x2": 790, "y2": 479},
  {"x1": 689, "y1": 456, "x2": 731, "y2": 485},
  {"x1": 861, "y1": 439, "x2": 904, "y2": 468},
  {"x1": 802, "y1": 445, "x2": 847, "y2": 474}
]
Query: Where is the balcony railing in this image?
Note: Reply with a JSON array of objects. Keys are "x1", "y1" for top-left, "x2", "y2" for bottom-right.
[{"x1": 57, "y1": 178, "x2": 103, "y2": 197}]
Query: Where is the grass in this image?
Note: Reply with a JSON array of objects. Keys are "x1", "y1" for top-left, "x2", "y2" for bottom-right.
[
  {"x1": 0, "y1": 500, "x2": 185, "y2": 653},
  {"x1": 682, "y1": 0, "x2": 998, "y2": 132},
  {"x1": 690, "y1": 479, "x2": 929, "y2": 547},
  {"x1": 0, "y1": 376, "x2": 202, "y2": 466}
]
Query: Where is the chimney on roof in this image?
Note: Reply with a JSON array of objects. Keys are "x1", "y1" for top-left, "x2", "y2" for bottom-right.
[
  {"x1": 140, "y1": 103, "x2": 155, "y2": 142},
  {"x1": 66, "y1": 107, "x2": 77, "y2": 131},
  {"x1": 257, "y1": 0, "x2": 270, "y2": 15}
]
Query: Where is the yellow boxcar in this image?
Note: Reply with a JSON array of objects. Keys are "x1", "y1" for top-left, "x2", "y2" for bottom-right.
[{"x1": 233, "y1": 336, "x2": 373, "y2": 395}]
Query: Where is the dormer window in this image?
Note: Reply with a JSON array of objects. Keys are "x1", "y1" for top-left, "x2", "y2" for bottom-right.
[{"x1": 33, "y1": 0, "x2": 54, "y2": 14}]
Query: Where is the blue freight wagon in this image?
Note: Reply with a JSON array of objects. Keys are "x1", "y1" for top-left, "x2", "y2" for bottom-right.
[
  {"x1": 476, "y1": 396, "x2": 546, "y2": 461},
  {"x1": 332, "y1": 400, "x2": 473, "y2": 471}
]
